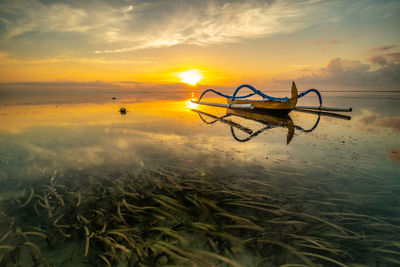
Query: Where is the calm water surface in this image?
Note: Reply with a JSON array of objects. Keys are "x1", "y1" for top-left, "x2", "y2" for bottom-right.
[{"x1": 0, "y1": 91, "x2": 399, "y2": 266}]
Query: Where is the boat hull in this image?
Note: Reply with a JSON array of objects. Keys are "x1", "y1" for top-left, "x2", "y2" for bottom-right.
[{"x1": 228, "y1": 81, "x2": 298, "y2": 113}]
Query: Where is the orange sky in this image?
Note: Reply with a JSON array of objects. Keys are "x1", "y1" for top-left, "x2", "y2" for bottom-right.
[{"x1": 0, "y1": 0, "x2": 399, "y2": 90}]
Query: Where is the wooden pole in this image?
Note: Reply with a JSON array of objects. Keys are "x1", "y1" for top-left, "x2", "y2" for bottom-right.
[
  {"x1": 191, "y1": 100, "x2": 254, "y2": 110},
  {"x1": 295, "y1": 105, "x2": 352, "y2": 112},
  {"x1": 294, "y1": 108, "x2": 351, "y2": 120}
]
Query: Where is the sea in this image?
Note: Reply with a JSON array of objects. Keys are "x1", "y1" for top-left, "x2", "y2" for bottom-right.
[{"x1": 0, "y1": 88, "x2": 399, "y2": 266}]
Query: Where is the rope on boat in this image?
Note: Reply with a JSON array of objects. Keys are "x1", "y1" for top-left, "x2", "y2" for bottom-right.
[{"x1": 198, "y1": 84, "x2": 323, "y2": 106}]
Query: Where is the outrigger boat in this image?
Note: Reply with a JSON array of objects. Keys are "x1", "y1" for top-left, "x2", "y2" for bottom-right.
[
  {"x1": 226, "y1": 82, "x2": 298, "y2": 113},
  {"x1": 191, "y1": 82, "x2": 352, "y2": 113}
]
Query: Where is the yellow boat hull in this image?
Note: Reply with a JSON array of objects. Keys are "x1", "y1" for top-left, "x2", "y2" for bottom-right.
[{"x1": 228, "y1": 81, "x2": 298, "y2": 112}]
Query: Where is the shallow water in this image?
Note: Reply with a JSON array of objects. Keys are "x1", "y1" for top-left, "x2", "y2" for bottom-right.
[
  {"x1": 1, "y1": 92, "x2": 398, "y2": 183},
  {"x1": 0, "y1": 91, "x2": 399, "y2": 266}
]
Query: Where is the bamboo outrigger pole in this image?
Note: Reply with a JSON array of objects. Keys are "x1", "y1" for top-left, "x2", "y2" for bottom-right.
[
  {"x1": 295, "y1": 105, "x2": 352, "y2": 112},
  {"x1": 191, "y1": 100, "x2": 254, "y2": 110}
]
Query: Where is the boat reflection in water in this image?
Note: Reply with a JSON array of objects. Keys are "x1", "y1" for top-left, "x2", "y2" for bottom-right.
[{"x1": 192, "y1": 108, "x2": 351, "y2": 144}]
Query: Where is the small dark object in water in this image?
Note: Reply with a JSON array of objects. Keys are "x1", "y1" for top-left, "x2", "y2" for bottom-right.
[
  {"x1": 112, "y1": 97, "x2": 116, "y2": 100},
  {"x1": 120, "y1": 107, "x2": 126, "y2": 115}
]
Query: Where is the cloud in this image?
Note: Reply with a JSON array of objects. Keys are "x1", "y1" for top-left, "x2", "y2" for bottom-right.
[
  {"x1": 0, "y1": 0, "x2": 89, "y2": 38},
  {"x1": 94, "y1": 0, "x2": 324, "y2": 53},
  {"x1": 369, "y1": 55, "x2": 387, "y2": 66},
  {"x1": 370, "y1": 45, "x2": 396, "y2": 51},
  {"x1": 0, "y1": 52, "x2": 157, "y2": 65},
  {"x1": 319, "y1": 57, "x2": 370, "y2": 76},
  {"x1": 386, "y1": 52, "x2": 400, "y2": 62},
  {"x1": 313, "y1": 39, "x2": 341, "y2": 46},
  {"x1": 295, "y1": 57, "x2": 400, "y2": 90},
  {"x1": 1, "y1": 0, "x2": 397, "y2": 57},
  {"x1": 0, "y1": 0, "x2": 334, "y2": 53},
  {"x1": 368, "y1": 50, "x2": 400, "y2": 67}
]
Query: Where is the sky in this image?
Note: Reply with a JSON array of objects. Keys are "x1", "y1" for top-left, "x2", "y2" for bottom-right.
[{"x1": 0, "y1": 0, "x2": 399, "y2": 91}]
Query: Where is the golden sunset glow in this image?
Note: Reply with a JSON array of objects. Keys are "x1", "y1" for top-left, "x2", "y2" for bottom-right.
[
  {"x1": 177, "y1": 70, "x2": 203, "y2": 85},
  {"x1": 185, "y1": 99, "x2": 198, "y2": 109},
  {"x1": 0, "y1": 1, "x2": 398, "y2": 90}
]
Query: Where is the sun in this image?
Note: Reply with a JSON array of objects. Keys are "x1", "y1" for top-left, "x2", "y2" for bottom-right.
[{"x1": 177, "y1": 69, "x2": 203, "y2": 85}]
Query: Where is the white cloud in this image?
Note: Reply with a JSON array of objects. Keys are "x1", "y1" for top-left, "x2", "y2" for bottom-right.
[
  {"x1": 0, "y1": 0, "x2": 88, "y2": 38},
  {"x1": 95, "y1": 0, "x2": 330, "y2": 53},
  {"x1": 295, "y1": 57, "x2": 400, "y2": 89},
  {"x1": 0, "y1": 0, "x2": 333, "y2": 52}
]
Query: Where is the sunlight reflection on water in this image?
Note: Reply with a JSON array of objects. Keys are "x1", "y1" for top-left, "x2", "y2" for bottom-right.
[
  {"x1": 0, "y1": 94, "x2": 398, "y2": 182},
  {"x1": 0, "y1": 92, "x2": 399, "y2": 266}
]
